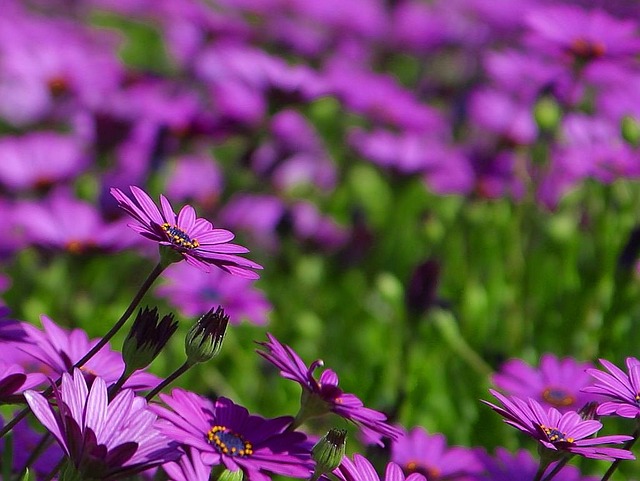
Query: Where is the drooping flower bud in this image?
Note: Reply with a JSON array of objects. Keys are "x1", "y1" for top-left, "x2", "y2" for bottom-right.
[
  {"x1": 311, "y1": 429, "x2": 347, "y2": 480},
  {"x1": 122, "y1": 307, "x2": 178, "y2": 373},
  {"x1": 185, "y1": 307, "x2": 229, "y2": 365}
]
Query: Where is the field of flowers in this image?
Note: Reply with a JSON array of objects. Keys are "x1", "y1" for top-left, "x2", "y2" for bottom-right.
[{"x1": 2, "y1": 0, "x2": 640, "y2": 480}]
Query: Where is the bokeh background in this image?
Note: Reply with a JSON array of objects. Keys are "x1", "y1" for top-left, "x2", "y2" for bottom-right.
[{"x1": 2, "y1": 0, "x2": 640, "y2": 478}]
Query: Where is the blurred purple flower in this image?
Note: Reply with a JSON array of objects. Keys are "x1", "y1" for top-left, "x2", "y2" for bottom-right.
[
  {"x1": 151, "y1": 390, "x2": 312, "y2": 480},
  {"x1": 165, "y1": 155, "x2": 223, "y2": 209},
  {"x1": 584, "y1": 357, "x2": 640, "y2": 418},
  {"x1": 391, "y1": 427, "x2": 481, "y2": 480},
  {"x1": 476, "y1": 447, "x2": 598, "y2": 481},
  {"x1": 484, "y1": 389, "x2": 634, "y2": 461},
  {"x1": 111, "y1": 185, "x2": 262, "y2": 278},
  {"x1": 20, "y1": 314, "x2": 158, "y2": 391},
  {"x1": 25, "y1": 369, "x2": 180, "y2": 479},
  {"x1": 0, "y1": 132, "x2": 87, "y2": 191},
  {"x1": 335, "y1": 454, "x2": 426, "y2": 481},
  {"x1": 156, "y1": 262, "x2": 271, "y2": 325},
  {"x1": 492, "y1": 353, "x2": 601, "y2": 413},
  {"x1": 256, "y1": 333, "x2": 401, "y2": 446},
  {"x1": 15, "y1": 189, "x2": 135, "y2": 254},
  {"x1": 0, "y1": 360, "x2": 46, "y2": 403}
]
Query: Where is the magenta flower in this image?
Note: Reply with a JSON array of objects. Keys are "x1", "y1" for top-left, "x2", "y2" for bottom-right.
[
  {"x1": 583, "y1": 357, "x2": 640, "y2": 418},
  {"x1": 24, "y1": 369, "x2": 180, "y2": 480},
  {"x1": 492, "y1": 353, "x2": 601, "y2": 413},
  {"x1": 156, "y1": 262, "x2": 271, "y2": 325},
  {"x1": 110, "y1": 185, "x2": 262, "y2": 278},
  {"x1": 0, "y1": 360, "x2": 46, "y2": 403},
  {"x1": 335, "y1": 454, "x2": 426, "y2": 481},
  {"x1": 19, "y1": 315, "x2": 158, "y2": 392},
  {"x1": 483, "y1": 389, "x2": 635, "y2": 461},
  {"x1": 150, "y1": 389, "x2": 312, "y2": 481},
  {"x1": 161, "y1": 447, "x2": 212, "y2": 481},
  {"x1": 256, "y1": 333, "x2": 401, "y2": 446},
  {"x1": 391, "y1": 427, "x2": 481, "y2": 479},
  {"x1": 476, "y1": 448, "x2": 598, "y2": 481}
]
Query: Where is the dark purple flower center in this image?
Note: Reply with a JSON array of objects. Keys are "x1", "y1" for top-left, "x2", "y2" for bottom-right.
[
  {"x1": 207, "y1": 425, "x2": 253, "y2": 457},
  {"x1": 540, "y1": 424, "x2": 574, "y2": 443},
  {"x1": 161, "y1": 223, "x2": 200, "y2": 249},
  {"x1": 542, "y1": 387, "x2": 576, "y2": 408}
]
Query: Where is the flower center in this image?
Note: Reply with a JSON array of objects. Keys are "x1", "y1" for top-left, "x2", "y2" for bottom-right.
[
  {"x1": 540, "y1": 424, "x2": 574, "y2": 443},
  {"x1": 207, "y1": 425, "x2": 253, "y2": 457},
  {"x1": 542, "y1": 387, "x2": 576, "y2": 408},
  {"x1": 405, "y1": 461, "x2": 441, "y2": 479},
  {"x1": 161, "y1": 223, "x2": 200, "y2": 249},
  {"x1": 569, "y1": 38, "x2": 606, "y2": 60}
]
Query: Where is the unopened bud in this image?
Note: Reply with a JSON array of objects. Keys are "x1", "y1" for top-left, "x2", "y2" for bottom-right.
[
  {"x1": 122, "y1": 307, "x2": 178, "y2": 372},
  {"x1": 534, "y1": 96, "x2": 562, "y2": 132},
  {"x1": 578, "y1": 401, "x2": 600, "y2": 421},
  {"x1": 311, "y1": 429, "x2": 347, "y2": 479},
  {"x1": 185, "y1": 307, "x2": 229, "y2": 365},
  {"x1": 218, "y1": 468, "x2": 244, "y2": 481},
  {"x1": 622, "y1": 115, "x2": 640, "y2": 146}
]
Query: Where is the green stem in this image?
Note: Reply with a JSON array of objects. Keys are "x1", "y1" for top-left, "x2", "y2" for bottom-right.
[
  {"x1": 541, "y1": 457, "x2": 571, "y2": 481},
  {"x1": 145, "y1": 361, "x2": 192, "y2": 402},
  {"x1": 600, "y1": 426, "x2": 640, "y2": 481},
  {"x1": 533, "y1": 458, "x2": 551, "y2": 481},
  {"x1": 107, "y1": 368, "x2": 133, "y2": 402},
  {"x1": 15, "y1": 432, "x2": 52, "y2": 481},
  {"x1": 44, "y1": 458, "x2": 65, "y2": 481},
  {"x1": 73, "y1": 263, "x2": 164, "y2": 370}
]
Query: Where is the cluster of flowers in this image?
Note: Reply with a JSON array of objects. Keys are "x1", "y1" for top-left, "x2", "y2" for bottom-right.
[{"x1": 0, "y1": 186, "x2": 638, "y2": 481}]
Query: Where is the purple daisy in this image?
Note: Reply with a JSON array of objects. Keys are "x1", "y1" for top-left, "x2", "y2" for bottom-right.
[
  {"x1": 110, "y1": 185, "x2": 262, "y2": 278},
  {"x1": 256, "y1": 333, "x2": 401, "y2": 446},
  {"x1": 335, "y1": 454, "x2": 426, "y2": 481},
  {"x1": 0, "y1": 360, "x2": 46, "y2": 403},
  {"x1": 583, "y1": 357, "x2": 640, "y2": 418},
  {"x1": 483, "y1": 389, "x2": 634, "y2": 461},
  {"x1": 24, "y1": 369, "x2": 180, "y2": 480},
  {"x1": 150, "y1": 389, "x2": 312, "y2": 481},
  {"x1": 476, "y1": 447, "x2": 598, "y2": 481},
  {"x1": 162, "y1": 447, "x2": 212, "y2": 481},
  {"x1": 492, "y1": 353, "x2": 601, "y2": 413},
  {"x1": 391, "y1": 427, "x2": 481, "y2": 480}
]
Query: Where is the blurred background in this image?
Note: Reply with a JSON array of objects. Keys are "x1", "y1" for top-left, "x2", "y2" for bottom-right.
[{"x1": 2, "y1": 0, "x2": 640, "y2": 477}]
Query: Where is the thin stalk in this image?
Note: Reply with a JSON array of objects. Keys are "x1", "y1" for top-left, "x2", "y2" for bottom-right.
[
  {"x1": 541, "y1": 457, "x2": 571, "y2": 481},
  {"x1": 145, "y1": 361, "x2": 192, "y2": 402},
  {"x1": 15, "y1": 432, "x2": 52, "y2": 481},
  {"x1": 533, "y1": 458, "x2": 552, "y2": 481},
  {"x1": 44, "y1": 458, "x2": 65, "y2": 481},
  {"x1": 73, "y1": 263, "x2": 164, "y2": 369},
  {"x1": 601, "y1": 426, "x2": 640, "y2": 481},
  {"x1": 107, "y1": 369, "x2": 133, "y2": 402}
]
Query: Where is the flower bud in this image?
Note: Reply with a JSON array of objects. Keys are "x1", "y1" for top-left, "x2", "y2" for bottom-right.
[
  {"x1": 122, "y1": 307, "x2": 178, "y2": 373},
  {"x1": 534, "y1": 96, "x2": 562, "y2": 132},
  {"x1": 185, "y1": 307, "x2": 229, "y2": 365},
  {"x1": 217, "y1": 467, "x2": 244, "y2": 481},
  {"x1": 622, "y1": 115, "x2": 640, "y2": 146},
  {"x1": 311, "y1": 429, "x2": 347, "y2": 479}
]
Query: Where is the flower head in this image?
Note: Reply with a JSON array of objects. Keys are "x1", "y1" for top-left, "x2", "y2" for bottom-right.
[
  {"x1": 583, "y1": 357, "x2": 640, "y2": 418},
  {"x1": 492, "y1": 353, "x2": 600, "y2": 413},
  {"x1": 24, "y1": 369, "x2": 180, "y2": 479},
  {"x1": 122, "y1": 307, "x2": 178, "y2": 373},
  {"x1": 185, "y1": 306, "x2": 229, "y2": 365},
  {"x1": 335, "y1": 454, "x2": 426, "y2": 481},
  {"x1": 483, "y1": 389, "x2": 635, "y2": 461},
  {"x1": 150, "y1": 390, "x2": 312, "y2": 480},
  {"x1": 391, "y1": 427, "x2": 481, "y2": 479},
  {"x1": 256, "y1": 333, "x2": 401, "y2": 446},
  {"x1": 110, "y1": 185, "x2": 262, "y2": 278}
]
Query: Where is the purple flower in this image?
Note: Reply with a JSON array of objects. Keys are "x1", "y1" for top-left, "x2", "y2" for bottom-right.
[
  {"x1": 19, "y1": 315, "x2": 158, "y2": 391},
  {"x1": 483, "y1": 389, "x2": 635, "y2": 461},
  {"x1": 161, "y1": 447, "x2": 212, "y2": 481},
  {"x1": 15, "y1": 189, "x2": 135, "y2": 254},
  {"x1": 150, "y1": 389, "x2": 312, "y2": 481},
  {"x1": 110, "y1": 185, "x2": 262, "y2": 278},
  {"x1": 24, "y1": 369, "x2": 180, "y2": 480},
  {"x1": 0, "y1": 132, "x2": 87, "y2": 191},
  {"x1": 256, "y1": 333, "x2": 401, "y2": 446},
  {"x1": 584, "y1": 357, "x2": 640, "y2": 418},
  {"x1": 0, "y1": 360, "x2": 46, "y2": 403},
  {"x1": 391, "y1": 427, "x2": 481, "y2": 480},
  {"x1": 335, "y1": 454, "x2": 426, "y2": 481},
  {"x1": 492, "y1": 353, "x2": 601, "y2": 413},
  {"x1": 476, "y1": 447, "x2": 598, "y2": 481},
  {"x1": 156, "y1": 262, "x2": 271, "y2": 325}
]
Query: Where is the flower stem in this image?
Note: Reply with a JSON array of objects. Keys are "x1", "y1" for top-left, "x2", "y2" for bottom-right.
[
  {"x1": 533, "y1": 458, "x2": 551, "y2": 481},
  {"x1": 600, "y1": 426, "x2": 640, "y2": 481},
  {"x1": 145, "y1": 361, "x2": 192, "y2": 401},
  {"x1": 541, "y1": 457, "x2": 571, "y2": 481},
  {"x1": 16, "y1": 432, "x2": 53, "y2": 480},
  {"x1": 73, "y1": 262, "x2": 164, "y2": 370},
  {"x1": 107, "y1": 368, "x2": 133, "y2": 402}
]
